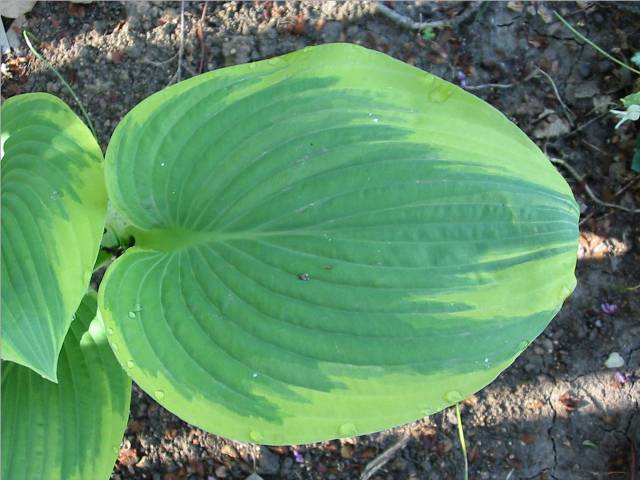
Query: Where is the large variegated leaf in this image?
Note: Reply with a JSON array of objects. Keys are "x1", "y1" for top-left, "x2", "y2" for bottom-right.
[
  {"x1": 1, "y1": 292, "x2": 131, "y2": 480},
  {"x1": 1, "y1": 93, "x2": 107, "y2": 380},
  {"x1": 100, "y1": 43, "x2": 579, "y2": 444}
]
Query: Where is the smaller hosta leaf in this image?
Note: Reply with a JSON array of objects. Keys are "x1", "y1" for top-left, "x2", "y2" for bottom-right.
[
  {"x1": 1, "y1": 93, "x2": 107, "y2": 380},
  {"x1": 1, "y1": 292, "x2": 131, "y2": 480}
]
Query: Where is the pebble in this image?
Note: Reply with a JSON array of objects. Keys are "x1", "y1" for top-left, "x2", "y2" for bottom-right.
[
  {"x1": 214, "y1": 465, "x2": 228, "y2": 478},
  {"x1": 604, "y1": 352, "x2": 625, "y2": 369},
  {"x1": 256, "y1": 446, "x2": 280, "y2": 475},
  {"x1": 340, "y1": 444, "x2": 354, "y2": 459}
]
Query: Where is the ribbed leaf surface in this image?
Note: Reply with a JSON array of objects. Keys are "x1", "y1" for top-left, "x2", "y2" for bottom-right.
[
  {"x1": 1, "y1": 93, "x2": 107, "y2": 380},
  {"x1": 100, "y1": 44, "x2": 578, "y2": 444},
  {"x1": 1, "y1": 293, "x2": 131, "y2": 480}
]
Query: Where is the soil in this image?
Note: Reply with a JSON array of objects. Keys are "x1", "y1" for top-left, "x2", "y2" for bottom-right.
[{"x1": 3, "y1": 1, "x2": 640, "y2": 479}]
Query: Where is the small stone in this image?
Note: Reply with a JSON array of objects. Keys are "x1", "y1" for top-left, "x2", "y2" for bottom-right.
[
  {"x1": 215, "y1": 465, "x2": 228, "y2": 478},
  {"x1": 578, "y1": 62, "x2": 592, "y2": 78},
  {"x1": 604, "y1": 352, "x2": 624, "y2": 369},
  {"x1": 256, "y1": 446, "x2": 280, "y2": 475},
  {"x1": 321, "y1": 21, "x2": 342, "y2": 42},
  {"x1": 340, "y1": 444, "x2": 354, "y2": 459}
]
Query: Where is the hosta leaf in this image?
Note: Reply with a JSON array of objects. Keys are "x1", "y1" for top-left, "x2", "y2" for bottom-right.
[
  {"x1": 100, "y1": 43, "x2": 579, "y2": 444},
  {"x1": 1, "y1": 292, "x2": 131, "y2": 480},
  {"x1": 1, "y1": 93, "x2": 107, "y2": 380}
]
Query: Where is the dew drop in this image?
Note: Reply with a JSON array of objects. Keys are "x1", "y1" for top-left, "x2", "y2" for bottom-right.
[
  {"x1": 372, "y1": 117, "x2": 379, "y2": 123},
  {"x1": 422, "y1": 75, "x2": 435, "y2": 87},
  {"x1": 126, "y1": 360, "x2": 135, "y2": 369},
  {"x1": 338, "y1": 422, "x2": 358, "y2": 437},
  {"x1": 160, "y1": 162, "x2": 166, "y2": 167},
  {"x1": 171, "y1": 191, "x2": 176, "y2": 195},
  {"x1": 428, "y1": 84, "x2": 454, "y2": 103},
  {"x1": 110, "y1": 342, "x2": 119, "y2": 353},
  {"x1": 483, "y1": 357, "x2": 492, "y2": 369},
  {"x1": 128, "y1": 311, "x2": 136, "y2": 319},
  {"x1": 444, "y1": 390, "x2": 463, "y2": 403},
  {"x1": 133, "y1": 303, "x2": 143, "y2": 312},
  {"x1": 518, "y1": 340, "x2": 529, "y2": 352},
  {"x1": 252, "y1": 372, "x2": 258, "y2": 378},
  {"x1": 249, "y1": 430, "x2": 264, "y2": 443},
  {"x1": 154, "y1": 390, "x2": 165, "y2": 400},
  {"x1": 422, "y1": 407, "x2": 436, "y2": 417},
  {"x1": 50, "y1": 190, "x2": 61, "y2": 200},
  {"x1": 107, "y1": 328, "x2": 114, "y2": 336},
  {"x1": 248, "y1": 63, "x2": 256, "y2": 69}
]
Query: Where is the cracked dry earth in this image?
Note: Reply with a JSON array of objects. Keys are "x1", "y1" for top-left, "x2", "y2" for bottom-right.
[{"x1": 3, "y1": 1, "x2": 639, "y2": 479}]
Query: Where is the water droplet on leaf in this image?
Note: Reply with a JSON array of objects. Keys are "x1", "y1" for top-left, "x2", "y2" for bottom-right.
[
  {"x1": 107, "y1": 328, "x2": 113, "y2": 336},
  {"x1": 154, "y1": 390, "x2": 165, "y2": 400},
  {"x1": 483, "y1": 357, "x2": 492, "y2": 369},
  {"x1": 444, "y1": 390, "x2": 463, "y2": 403},
  {"x1": 126, "y1": 360, "x2": 135, "y2": 369},
  {"x1": 128, "y1": 311, "x2": 136, "y2": 319},
  {"x1": 429, "y1": 84, "x2": 454, "y2": 103},
  {"x1": 50, "y1": 190, "x2": 61, "y2": 200},
  {"x1": 338, "y1": 423, "x2": 358, "y2": 437},
  {"x1": 249, "y1": 430, "x2": 264, "y2": 443},
  {"x1": 111, "y1": 342, "x2": 119, "y2": 353}
]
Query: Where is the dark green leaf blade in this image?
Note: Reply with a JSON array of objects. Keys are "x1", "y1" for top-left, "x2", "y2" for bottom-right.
[{"x1": 1, "y1": 292, "x2": 131, "y2": 480}]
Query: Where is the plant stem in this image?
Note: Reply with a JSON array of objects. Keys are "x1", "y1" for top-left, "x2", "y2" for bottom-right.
[
  {"x1": 553, "y1": 11, "x2": 640, "y2": 76},
  {"x1": 456, "y1": 403, "x2": 469, "y2": 480},
  {"x1": 23, "y1": 30, "x2": 99, "y2": 140}
]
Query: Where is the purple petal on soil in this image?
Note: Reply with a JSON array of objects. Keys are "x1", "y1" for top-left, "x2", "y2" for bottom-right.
[
  {"x1": 600, "y1": 302, "x2": 618, "y2": 315},
  {"x1": 293, "y1": 450, "x2": 304, "y2": 463},
  {"x1": 614, "y1": 371, "x2": 629, "y2": 384},
  {"x1": 456, "y1": 71, "x2": 467, "y2": 87}
]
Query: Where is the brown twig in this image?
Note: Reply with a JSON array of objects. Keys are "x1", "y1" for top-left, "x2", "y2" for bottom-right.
[
  {"x1": 549, "y1": 157, "x2": 640, "y2": 214},
  {"x1": 360, "y1": 433, "x2": 410, "y2": 480},
  {"x1": 535, "y1": 66, "x2": 576, "y2": 125},
  {"x1": 142, "y1": 53, "x2": 177, "y2": 67},
  {"x1": 168, "y1": 0, "x2": 186, "y2": 85},
  {"x1": 613, "y1": 175, "x2": 640, "y2": 197},
  {"x1": 198, "y1": 2, "x2": 208, "y2": 73},
  {"x1": 375, "y1": 2, "x2": 479, "y2": 31},
  {"x1": 464, "y1": 83, "x2": 513, "y2": 91}
]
